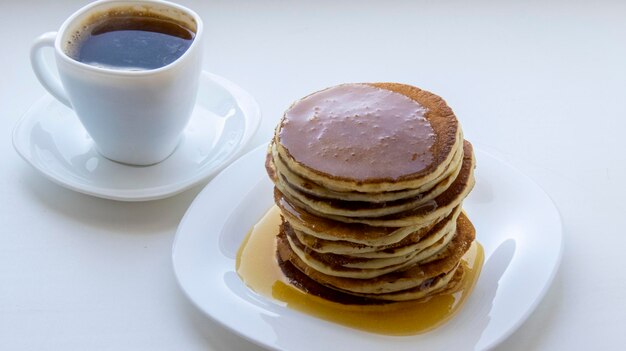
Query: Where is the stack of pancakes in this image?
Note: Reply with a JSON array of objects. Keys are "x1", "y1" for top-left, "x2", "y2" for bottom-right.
[{"x1": 266, "y1": 83, "x2": 476, "y2": 304}]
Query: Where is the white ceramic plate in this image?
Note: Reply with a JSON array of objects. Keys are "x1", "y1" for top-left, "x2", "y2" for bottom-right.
[
  {"x1": 172, "y1": 143, "x2": 563, "y2": 351},
  {"x1": 12, "y1": 71, "x2": 261, "y2": 201}
]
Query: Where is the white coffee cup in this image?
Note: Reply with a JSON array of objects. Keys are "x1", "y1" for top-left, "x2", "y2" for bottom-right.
[{"x1": 30, "y1": 0, "x2": 203, "y2": 166}]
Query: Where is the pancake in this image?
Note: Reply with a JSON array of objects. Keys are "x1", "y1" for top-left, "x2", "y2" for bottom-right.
[
  {"x1": 275, "y1": 188, "x2": 435, "y2": 246},
  {"x1": 265, "y1": 82, "x2": 478, "y2": 305},
  {"x1": 307, "y1": 141, "x2": 475, "y2": 227},
  {"x1": 269, "y1": 132, "x2": 464, "y2": 203},
  {"x1": 286, "y1": 219, "x2": 457, "y2": 274},
  {"x1": 348, "y1": 264, "x2": 464, "y2": 302},
  {"x1": 278, "y1": 247, "x2": 468, "y2": 304},
  {"x1": 274, "y1": 83, "x2": 461, "y2": 193},
  {"x1": 293, "y1": 206, "x2": 461, "y2": 257},
  {"x1": 271, "y1": 142, "x2": 463, "y2": 218},
  {"x1": 276, "y1": 212, "x2": 475, "y2": 295},
  {"x1": 275, "y1": 140, "x2": 474, "y2": 230}
]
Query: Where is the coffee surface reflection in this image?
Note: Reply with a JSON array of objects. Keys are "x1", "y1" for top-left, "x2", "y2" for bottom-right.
[{"x1": 70, "y1": 14, "x2": 195, "y2": 70}]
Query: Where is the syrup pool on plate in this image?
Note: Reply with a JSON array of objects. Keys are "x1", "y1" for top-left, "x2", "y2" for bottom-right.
[{"x1": 236, "y1": 206, "x2": 484, "y2": 336}]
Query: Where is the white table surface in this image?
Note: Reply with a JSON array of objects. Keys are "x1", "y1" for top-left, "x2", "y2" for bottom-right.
[{"x1": 2, "y1": 1, "x2": 625, "y2": 350}]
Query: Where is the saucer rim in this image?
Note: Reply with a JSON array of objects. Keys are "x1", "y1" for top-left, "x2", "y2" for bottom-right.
[{"x1": 12, "y1": 71, "x2": 261, "y2": 202}]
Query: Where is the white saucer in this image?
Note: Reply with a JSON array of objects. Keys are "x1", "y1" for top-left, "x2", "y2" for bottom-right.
[
  {"x1": 172, "y1": 143, "x2": 563, "y2": 351},
  {"x1": 12, "y1": 71, "x2": 261, "y2": 201}
]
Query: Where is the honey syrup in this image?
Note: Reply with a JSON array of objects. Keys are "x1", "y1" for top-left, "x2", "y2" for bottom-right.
[{"x1": 236, "y1": 206, "x2": 484, "y2": 335}]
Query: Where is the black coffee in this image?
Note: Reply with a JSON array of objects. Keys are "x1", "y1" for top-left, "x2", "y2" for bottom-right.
[{"x1": 73, "y1": 14, "x2": 195, "y2": 70}]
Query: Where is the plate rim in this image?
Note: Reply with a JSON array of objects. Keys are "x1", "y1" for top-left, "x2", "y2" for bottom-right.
[
  {"x1": 472, "y1": 147, "x2": 564, "y2": 350},
  {"x1": 11, "y1": 71, "x2": 261, "y2": 202},
  {"x1": 172, "y1": 142, "x2": 563, "y2": 351}
]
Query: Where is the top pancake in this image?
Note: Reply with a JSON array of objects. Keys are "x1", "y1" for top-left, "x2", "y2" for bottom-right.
[{"x1": 275, "y1": 83, "x2": 460, "y2": 192}]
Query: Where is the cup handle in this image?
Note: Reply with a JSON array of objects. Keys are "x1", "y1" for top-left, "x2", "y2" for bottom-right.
[{"x1": 30, "y1": 32, "x2": 72, "y2": 108}]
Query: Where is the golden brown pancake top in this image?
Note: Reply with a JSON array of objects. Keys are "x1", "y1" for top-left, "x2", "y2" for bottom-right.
[{"x1": 278, "y1": 83, "x2": 436, "y2": 181}]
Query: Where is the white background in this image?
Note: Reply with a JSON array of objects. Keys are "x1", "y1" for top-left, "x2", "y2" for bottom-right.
[{"x1": 1, "y1": 0, "x2": 625, "y2": 350}]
